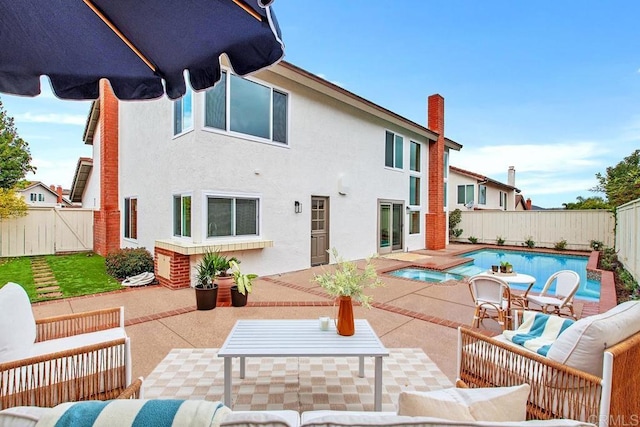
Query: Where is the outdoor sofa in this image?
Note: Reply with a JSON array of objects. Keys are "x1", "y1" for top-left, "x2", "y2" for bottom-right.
[
  {"x1": 0, "y1": 379, "x2": 596, "y2": 426},
  {"x1": 457, "y1": 300, "x2": 640, "y2": 427},
  {"x1": 0, "y1": 283, "x2": 131, "y2": 409}
]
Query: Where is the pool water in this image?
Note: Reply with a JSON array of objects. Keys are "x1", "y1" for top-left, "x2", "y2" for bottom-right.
[
  {"x1": 447, "y1": 249, "x2": 600, "y2": 301},
  {"x1": 388, "y1": 268, "x2": 464, "y2": 283}
]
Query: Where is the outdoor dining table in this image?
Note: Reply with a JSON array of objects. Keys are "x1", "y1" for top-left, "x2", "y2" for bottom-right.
[{"x1": 476, "y1": 271, "x2": 536, "y2": 308}]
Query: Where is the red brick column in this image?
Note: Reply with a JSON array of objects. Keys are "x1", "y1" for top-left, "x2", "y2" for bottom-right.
[
  {"x1": 155, "y1": 247, "x2": 192, "y2": 289},
  {"x1": 94, "y1": 81, "x2": 121, "y2": 256},
  {"x1": 425, "y1": 94, "x2": 446, "y2": 250}
]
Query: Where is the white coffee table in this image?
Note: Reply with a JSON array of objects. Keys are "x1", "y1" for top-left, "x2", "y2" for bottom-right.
[{"x1": 218, "y1": 319, "x2": 389, "y2": 410}]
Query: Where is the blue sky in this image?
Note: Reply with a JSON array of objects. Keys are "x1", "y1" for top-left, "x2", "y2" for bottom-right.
[{"x1": 2, "y1": 1, "x2": 639, "y2": 208}]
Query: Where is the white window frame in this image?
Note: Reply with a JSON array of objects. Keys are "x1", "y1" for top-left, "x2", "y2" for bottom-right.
[
  {"x1": 123, "y1": 196, "x2": 138, "y2": 241},
  {"x1": 173, "y1": 87, "x2": 194, "y2": 137},
  {"x1": 479, "y1": 184, "x2": 487, "y2": 205},
  {"x1": 457, "y1": 184, "x2": 475, "y2": 205},
  {"x1": 203, "y1": 191, "x2": 262, "y2": 241},
  {"x1": 443, "y1": 150, "x2": 449, "y2": 210},
  {"x1": 384, "y1": 130, "x2": 404, "y2": 170},
  {"x1": 29, "y1": 193, "x2": 37, "y2": 201},
  {"x1": 500, "y1": 191, "x2": 507, "y2": 210},
  {"x1": 172, "y1": 192, "x2": 193, "y2": 239},
  {"x1": 202, "y1": 70, "x2": 289, "y2": 147}
]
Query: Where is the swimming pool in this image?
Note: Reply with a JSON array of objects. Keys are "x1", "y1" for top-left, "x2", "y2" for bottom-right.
[
  {"x1": 388, "y1": 268, "x2": 464, "y2": 283},
  {"x1": 447, "y1": 249, "x2": 600, "y2": 301}
]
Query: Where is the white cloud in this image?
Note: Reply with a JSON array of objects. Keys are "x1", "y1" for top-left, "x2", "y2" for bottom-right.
[
  {"x1": 26, "y1": 157, "x2": 78, "y2": 188},
  {"x1": 14, "y1": 112, "x2": 86, "y2": 126}
]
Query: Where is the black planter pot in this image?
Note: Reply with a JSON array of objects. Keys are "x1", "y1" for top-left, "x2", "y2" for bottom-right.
[
  {"x1": 230, "y1": 285, "x2": 248, "y2": 307},
  {"x1": 195, "y1": 284, "x2": 218, "y2": 310}
]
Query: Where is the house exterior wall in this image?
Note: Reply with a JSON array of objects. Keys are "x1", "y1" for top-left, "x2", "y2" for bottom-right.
[
  {"x1": 20, "y1": 187, "x2": 59, "y2": 207},
  {"x1": 117, "y1": 67, "x2": 438, "y2": 279},
  {"x1": 448, "y1": 169, "x2": 516, "y2": 211},
  {"x1": 83, "y1": 130, "x2": 101, "y2": 209}
]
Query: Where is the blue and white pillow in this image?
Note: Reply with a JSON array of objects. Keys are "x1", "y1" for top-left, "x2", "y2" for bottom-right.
[{"x1": 503, "y1": 312, "x2": 574, "y2": 356}]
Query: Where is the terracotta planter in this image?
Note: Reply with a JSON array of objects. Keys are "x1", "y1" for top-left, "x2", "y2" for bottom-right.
[
  {"x1": 231, "y1": 285, "x2": 248, "y2": 307},
  {"x1": 336, "y1": 296, "x2": 355, "y2": 336},
  {"x1": 217, "y1": 276, "x2": 234, "y2": 304},
  {"x1": 195, "y1": 284, "x2": 218, "y2": 310}
]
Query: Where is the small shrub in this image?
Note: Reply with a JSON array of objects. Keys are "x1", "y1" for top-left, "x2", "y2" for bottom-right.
[
  {"x1": 452, "y1": 229, "x2": 463, "y2": 238},
  {"x1": 599, "y1": 247, "x2": 618, "y2": 271},
  {"x1": 449, "y1": 208, "x2": 462, "y2": 234},
  {"x1": 105, "y1": 247, "x2": 154, "y2": 279},
  {"x1": 554, "y1": 239, "x2": 567, "y2": 251},
  {"x1": 590, "y1": 240, "x2": 604, "y2": 251},
  {"x1": 468, "y1": 236, "x2": 478, "y2": 244},
  {"x1": 523, "y1": 236, "x2": 535, "y2": 249},
  {"x1": 496, "y1": 236, "x2": 505, "y2": 246}
]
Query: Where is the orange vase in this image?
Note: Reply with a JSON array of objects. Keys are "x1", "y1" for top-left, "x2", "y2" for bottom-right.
[{"x1": 336, "y1": 296, "x2": 355, "y2": 336}]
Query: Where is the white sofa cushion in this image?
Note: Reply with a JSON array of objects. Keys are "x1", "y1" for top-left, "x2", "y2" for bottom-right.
[
  {"x1": 29, "y1": 327, "x2": 127, "y2": 358},
  {"x1": 299, "y1": 410, "x2": 595, "y2": 426},
  {"x1": 222, "y1": 410, "x2": 300, "y2": 427},
  {"x1": 547, "y1": 300, "x2": 640, "y2": 377},
  {"x1": 397, "y1": 385, "x2": 530, "y2": 422},
  {"x1": 0, "y1": 283, "x2": 37, "y2": 363},
  {"x1": 0, "y1": 406, "x2": 50, "y2": 427}
]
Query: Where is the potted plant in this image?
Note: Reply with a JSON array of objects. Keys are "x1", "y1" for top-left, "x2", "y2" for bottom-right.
[
  {"x1": 193, "y1": 252, "x2": 218, "y2": 310},
  {"x1": 209, "y1": 251, "x2": 239, "y2": 305},
  {"x1": 499, "y1": 261, "x2": 513, "y2": 274},
  {"x1": 312, "y1": 248, "x2": 384, "y2": 336},
  {"x1": 229, "y1": 260, "x2": 258, "y2": 307}
]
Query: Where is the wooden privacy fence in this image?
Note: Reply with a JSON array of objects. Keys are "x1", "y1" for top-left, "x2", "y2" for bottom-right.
[
  {"x1": 616, "y1": 198, "x2": 640, "y2": 282},
  {"x1": 456, "y1": 209, "x2": 615, "y2": 251},
  {"x1": 0, "y1": 207, "x2": 94, "y2": 257}
]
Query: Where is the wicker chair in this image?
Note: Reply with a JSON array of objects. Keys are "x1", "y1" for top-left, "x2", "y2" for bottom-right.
[
  {"x1": 0, "y1": 283, "x2": 131, "y2": 409},
  {"x1": 467, "y1": 274, "x2": 512, "y2": 330},
  {"x1": 457, "y1": 303, "x2": 640, "y2": 427},
  {"x1": 524, "y1": 270, "x2": 580, "y2": 319}
]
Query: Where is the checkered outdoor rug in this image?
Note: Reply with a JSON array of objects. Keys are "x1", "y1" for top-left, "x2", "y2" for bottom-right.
[{"x1": 143, "y1": 348, "x2": 452, "y2": 412}]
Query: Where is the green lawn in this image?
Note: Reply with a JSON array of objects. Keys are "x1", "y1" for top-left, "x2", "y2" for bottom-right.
[{"x1": 0, "y1": 253, "x2": 122, "y2": 302}]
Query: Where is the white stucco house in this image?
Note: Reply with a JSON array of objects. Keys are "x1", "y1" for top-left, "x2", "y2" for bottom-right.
[
  {"x1": 448, "y1": 166, "x2": 524, "y2": 211},
  {"x1": 19, "y1": 182, "x2": 72, "y2": 207},
  {"x1": 73, "y1": 61, "x2": 463, "y2": 289}
]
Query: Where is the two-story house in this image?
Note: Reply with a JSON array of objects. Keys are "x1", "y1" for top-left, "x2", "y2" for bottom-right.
[
  {"x1": 19, "y1": 182, "x2": 72, "y2": 207},
  {"x1": 448, "y1": 166, "x2": 522, "y2": 211},
  {"x1": 73, "y1": 60, "x2": 463, "y2": 288}
]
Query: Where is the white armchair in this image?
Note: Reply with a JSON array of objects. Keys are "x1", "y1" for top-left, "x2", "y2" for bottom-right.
[{"x1": 0, "y1": 283, "x2": 131, "y2": 409}]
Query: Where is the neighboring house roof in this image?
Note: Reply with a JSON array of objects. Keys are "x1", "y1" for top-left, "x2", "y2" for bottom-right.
[
  {"x1": 450, "y1": 165, "x2": 520, "y2": 193},
  {"x1": 70, "y1": 157, "x2": 93, "y2": 203},
  {"x1": 81, "y1": 60, "x2": 464, "y2": 151}
]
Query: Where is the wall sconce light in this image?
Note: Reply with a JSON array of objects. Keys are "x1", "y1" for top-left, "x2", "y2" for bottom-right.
[
  {"x1": 295, "y1": 201, "x2": 302, "y2": 214},
  {"x1": 406, "y1": 206, "x2": 411, "y2": 213}
]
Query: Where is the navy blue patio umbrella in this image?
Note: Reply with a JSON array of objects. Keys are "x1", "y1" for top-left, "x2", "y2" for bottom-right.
[{"x1": 0, "y1": 0, "x2": 284, "y2": 100}]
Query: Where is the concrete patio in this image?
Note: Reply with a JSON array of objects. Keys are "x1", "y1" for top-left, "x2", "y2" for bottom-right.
[{"x1": 30, "y1": 245, "x2": 598, "y2": 385}]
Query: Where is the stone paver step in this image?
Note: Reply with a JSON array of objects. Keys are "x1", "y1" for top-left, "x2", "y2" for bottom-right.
[
  {"x1": 35, "y1": 282, "x2": 57, "y2": 288},
  {"x1": 36, "y1": 292, "x2": 63, "y2": 299},
  {"x1": 36, "y1": 286, "x2": 60, "y2": 293}
]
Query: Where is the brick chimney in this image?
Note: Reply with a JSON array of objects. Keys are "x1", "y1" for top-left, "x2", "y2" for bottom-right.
[
  {"x1": 93, "y1": 81, "x2": 121, "y2": 256},
  {"x1": 508, "y1": 166, "x2": 515, "y2": 187},
  {"x1": 56, "y1": 185, "x2": 63, "y2": 203},
  {"x1": 526, "y1": 198, "x2": 532, "y2": 210},
  {"x1": 425, "y1": 94, "x2": 446, "y2": 250}
]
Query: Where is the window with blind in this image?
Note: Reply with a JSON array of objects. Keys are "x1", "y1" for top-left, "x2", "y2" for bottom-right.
[
  {"x1": 207, "y1": 196, "x2": 259, "y2": 238},
  {"x1": 205, "y1": 71, "x2": 288, "y2": 144}
]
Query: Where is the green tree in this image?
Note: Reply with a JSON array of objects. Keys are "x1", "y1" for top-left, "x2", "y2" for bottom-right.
[
  {"x1": 0, "y1": 98, "x2": 36, "y2": 190},
  {"x1": 0, "y1": 188, "x2": 28, "y2": 219},
  {"x1": 0, "y1": 98, "x2": 33, "y2": 219},
  {"x1": 562, "y1": 196, "x2": 611, "y2": 210},
  {"x1": 593, "y1": 150, "x2": 640, "y2": 207}
]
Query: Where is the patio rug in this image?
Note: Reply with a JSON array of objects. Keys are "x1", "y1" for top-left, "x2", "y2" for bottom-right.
[{"x1": 143, "y1": 348, "x2": 452, "y2": 412}]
